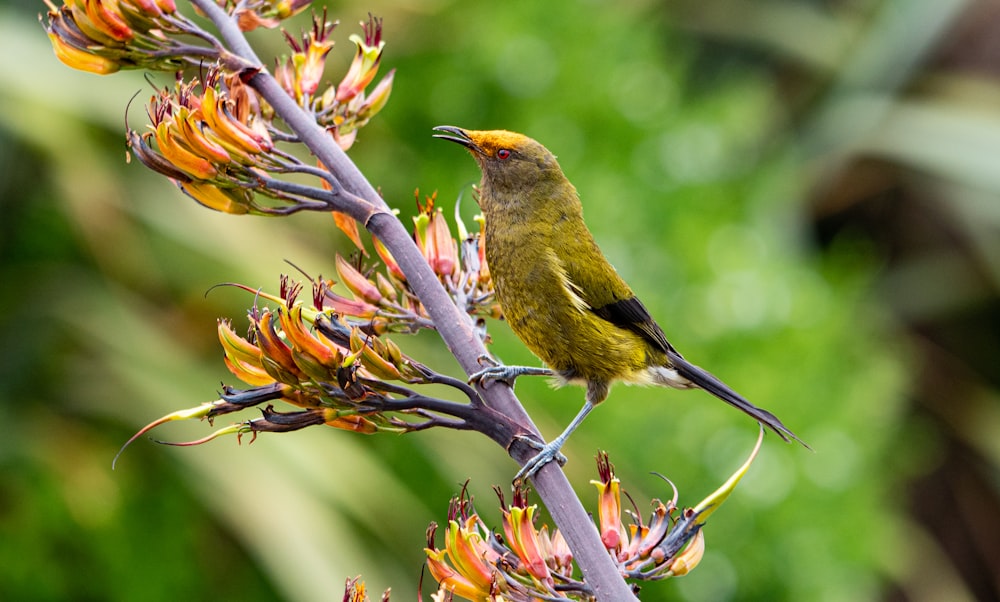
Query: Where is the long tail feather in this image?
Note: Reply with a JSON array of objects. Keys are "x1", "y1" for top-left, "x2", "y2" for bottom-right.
[{"x1": 667, "y1": 351, "x2": 809, "y2": 448}]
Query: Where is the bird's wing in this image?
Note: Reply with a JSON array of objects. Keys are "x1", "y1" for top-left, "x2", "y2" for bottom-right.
[
  {"x1": 591, "y1": 296, "x2": 680, "y2": 355},
  {"x1": 552, "y1": 222, "x2": 678, "y2": 353}
]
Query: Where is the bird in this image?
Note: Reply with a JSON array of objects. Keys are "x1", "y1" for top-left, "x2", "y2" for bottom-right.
[{"x1": 433, "y1": 126, "x2": 805, "y2": 482}]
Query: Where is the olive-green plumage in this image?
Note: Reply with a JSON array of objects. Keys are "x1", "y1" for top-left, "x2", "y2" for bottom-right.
[{"x1": 434, "y1": 126, "x2": 802, "y2": 477}]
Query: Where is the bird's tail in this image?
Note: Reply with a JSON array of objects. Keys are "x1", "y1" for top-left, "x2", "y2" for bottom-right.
[{"x1": 666, "y1": 351, "x2": 809, "y2": 448}]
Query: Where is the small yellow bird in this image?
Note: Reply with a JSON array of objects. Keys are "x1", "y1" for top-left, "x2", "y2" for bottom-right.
[{"x1": 434, "y1": 126, "x2": 805, "y2": 481}]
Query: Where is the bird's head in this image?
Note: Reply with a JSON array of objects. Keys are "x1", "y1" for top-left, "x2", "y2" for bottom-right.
[{"x1": 433, "y1": 126, "x2": 565, "y2": 195}]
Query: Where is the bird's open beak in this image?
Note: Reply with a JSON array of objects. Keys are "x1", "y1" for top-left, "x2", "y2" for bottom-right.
[{"x1": 432, "y1": 125, "x2": 479, "y2": 152}]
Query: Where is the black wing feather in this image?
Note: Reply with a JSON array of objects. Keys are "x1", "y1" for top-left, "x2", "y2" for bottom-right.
[{"x1": 592, "y1": 297, "x2": 678, "y2": 355}]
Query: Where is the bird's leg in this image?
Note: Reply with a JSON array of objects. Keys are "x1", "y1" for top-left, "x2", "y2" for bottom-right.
[
  {"x1": 468, "y1": 354, "x2": 553, "y2": 387},
  {"x1": 514, "y1": 435, "x2": 568, "y2": 468},
  {"x1": 513, "y1": 400, "x2": 595, "y2": 485}
]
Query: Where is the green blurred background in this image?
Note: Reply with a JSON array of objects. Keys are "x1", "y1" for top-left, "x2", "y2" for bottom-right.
[{"x1": 2, "y1": 0, "x2": 999, "y2": 600}]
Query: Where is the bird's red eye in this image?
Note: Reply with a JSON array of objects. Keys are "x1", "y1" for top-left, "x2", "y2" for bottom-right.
[{"x1": 497, "y1": 149, "x2": 511, "y2": 160}]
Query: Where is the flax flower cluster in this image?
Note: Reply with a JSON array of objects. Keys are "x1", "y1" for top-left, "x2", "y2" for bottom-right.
[
  {"x1": 425, "y1": 434, "x2": 763, "y2": 601},
  {"x1": 124, "y1": 17, "x2": 391, "y2": 214},
  {"x1": 46, "y1": 3, "x2": 394, "y2": 214},
  {"x1": 114, "y1": 278, "x2": 415, "y2": 463},
  {"x1": 326, "y1": 190, "x2": 499, "y2": 335},
  {"x1": 114, "y1": 193, "x2": 500, "y2": 464},
  {"x1": 127, "y1": 68, "x2": 288, "y2": 214}
]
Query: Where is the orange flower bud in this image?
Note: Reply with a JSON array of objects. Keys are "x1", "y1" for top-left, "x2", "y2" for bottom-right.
[
  {"x1": 443, "y1": 517, "x2": 495, "y2": 591},
  {"x1": 278, "y1": 305, "x2": 344, "y2": 380},
  {"x1": 426, "y1": 208, "x2": 457, "y2": 277},
  {"x1": 254, "y1": 310, "x2": 303, "y2": 383},
  {"x1": 217, "y1": 319, "x2": 274, "y2": 386},
  {"x1": 336, "y1": 16, "x2": 385, "y2": 103},
  {"x1": 154, "y1": 121, "x2": 217, "y2": 180},
  {"x1": 80, "y1": 0, "x2": 133, "y2": 43},
  {"x1": 335, "y1": 254, "x2": 382, "y2": 304},
  {"x1": 349, "y1": 328, "x2": 401, "y2": 381},
  {"x1": 176, "y1": 108, "x2": 231, "y2": 164},
  {"x1": 47, "y1": 31, "x2": 120, "y2": 74},
  {"x1": 424, "y1": 547, "x2": 488, "y2": 601},
  {"x1": 323, "y1": 292, "x2": 379, "y2": 320},
  {"x1": 372, "y1": 236, "x2": 405, "y2": 282},
  {"x1": 374, "y1": 273, "x2": 397, "y2": 303},
  {"x1": 322, "y1": 410, "x2": 379, "y2": 434},
  {"x1": 178, "y1": 182, "x2": 251, "y2": 215},
  {"x1": 201, "y1": 85, "x2": 270, "y2": 155},
  {"x1": 667, "y1": 529, "x2": 705, "y2": 576},
  {"x1": 502, "y1": 504, "x2": 551, "y2": 584},
  {"x1": 332, "y1": 211, "x2": 366, "y2": 253},
  {"x1": 356, "y1": 69, "x2": 394, "y2": 121}
]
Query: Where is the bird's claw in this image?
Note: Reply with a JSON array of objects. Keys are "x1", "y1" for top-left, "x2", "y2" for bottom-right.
[
  {"x1": 512, "y1": 435, "x2": 568, "y2": 484},
  {"x1": 476, "y1": 354, "x2": 499, "y2": 368},
  {"x1": 467, "y1": 355, "x2": 502, "y2": 386},
  {"x1": 468, "y1": 361, "x2": 553, "y2": 388},
  {"x1": 469, "y1": 365, "x2": 519, "y2": 387}
]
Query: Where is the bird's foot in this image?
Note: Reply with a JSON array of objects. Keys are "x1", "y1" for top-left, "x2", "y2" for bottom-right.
[
  {"x1": 468, "y1": 357, "x2": 552, "y2": 387},
  {"x1": 512, "y1": 435, "x2": 568, "y2": 485}
]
